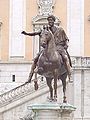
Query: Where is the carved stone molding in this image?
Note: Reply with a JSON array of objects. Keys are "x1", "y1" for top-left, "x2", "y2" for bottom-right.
[
  {"x1": 71, "y1": 56, "x2": 90, "y2": 67},
  {"x1": 28, "y1": 103, "x2": 76, "y2": 120},
  {"x1": 37, "y1": 0, "x2": 56, "y2": 15}
]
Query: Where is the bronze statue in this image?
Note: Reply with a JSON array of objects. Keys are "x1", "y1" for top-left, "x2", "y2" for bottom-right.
[
  {"x1": 22, "y1": 15, "x2": 71, "y2": 81},
  {"x1": 22, "y1": 15, "x2": 72, "y2": 102},
  {"x1": 37, "y1": 28, "x2": 67, "y2": 102}
]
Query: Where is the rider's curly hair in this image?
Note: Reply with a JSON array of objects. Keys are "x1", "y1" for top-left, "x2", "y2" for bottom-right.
[{"x1": 47, "y1": 15, "x2": 56, "y2": 21}]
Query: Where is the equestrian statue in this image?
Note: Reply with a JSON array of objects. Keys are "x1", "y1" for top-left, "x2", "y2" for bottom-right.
[{"x1": 21, "y1": 15, "x2": 72, "y2": 103}]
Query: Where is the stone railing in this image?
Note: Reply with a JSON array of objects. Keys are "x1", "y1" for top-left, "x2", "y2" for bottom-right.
[
  {"x1": 71, "y1": 56, "x2": 90, "y2": 68},
  {"x1": 0, "y1": 76, "x2": 47, "y2": 108}
]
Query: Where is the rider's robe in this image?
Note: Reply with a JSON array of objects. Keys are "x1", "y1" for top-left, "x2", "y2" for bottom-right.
[{"x1": 50, "y1": 25, "x2": 72, "y2": 67}]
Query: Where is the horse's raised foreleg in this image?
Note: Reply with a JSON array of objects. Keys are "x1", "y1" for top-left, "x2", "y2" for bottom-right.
[
  {"x1": 34, "y1": 71, "x2": 38, "y2": 90},
  {"x1": 27, "y1": 62, "x2": 36, "y2": 83},
  {"x1": 46, "y1": 77, "x2": 53, "y2": 100}
]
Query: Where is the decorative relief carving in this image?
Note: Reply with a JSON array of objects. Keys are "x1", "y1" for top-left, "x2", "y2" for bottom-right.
[
  {"x1": 81, "y1": 57, "x2": 87, "y2": 66},
  {"x1": 37, "y1": 0, "x2": 56, "y2": 15},
  {"x1": 86, "y1": 58, "x2": 90, "y2": 65},
  {"x1": 71, "y1": 57, "x2": 77, "y2": 66}
]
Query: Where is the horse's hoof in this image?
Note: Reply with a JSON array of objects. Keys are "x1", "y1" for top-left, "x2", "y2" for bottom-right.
[
  {"x1": 53, "y1": 98, "x2": 57, "y2": 102},
  {"x1": 47, "y1": 96, "x2": 53, "y2": 102},
  {"x1": 27, "y1": 80, "x2": 31, "y2": 83},
  {"x1": 63, "y1": 100, "x2": 67, "y2": 103},
  {"x1": 25, "y1": 81, "x2": 28, "y2": 84},
  {"x1": 53, "y1": 96, "x2": 57, "y2": 102},
  {"x1": 34, "y1": 82, "x2": 38, "y2": 90},
  {"x1": 53, "y1": 99, "x2": 57, "y2": 102},
  {"x1": 25, "y1": 81, "x2": 30, "y2": 84},
  {"x1": 63, "y1": 99, "x2": 67, "y2": 103},
  {"x1": 25, "y1": 79, "x2": 31, "y2": 83},
  {"x1": 63, "y1": 96, "x2": 67, "y2": 103}
]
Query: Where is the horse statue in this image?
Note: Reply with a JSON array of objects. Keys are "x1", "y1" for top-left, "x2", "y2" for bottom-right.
[{"x1": 34, "y1": 28, "x2": 68, "y2": 103}]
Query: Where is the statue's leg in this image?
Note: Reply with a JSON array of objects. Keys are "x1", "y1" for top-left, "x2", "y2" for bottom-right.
[
  {"x1": 62, "y1": 54, "x2": 71, "y2": 81},
  {"x1": 27, "y1": 53, "x2": 40, "y2": 83},
  {"x1": 54, "y1": 80, "x2": 57, "y2": 101},
  {"x1": 37, "y1": 55, "x2": 44, "y2": 75},
  {"x1": 27, "y1": 62, "x2": 36, "y2": 83},
  {"x1": 58, "y1": 49, "x2": 71, "y2": 81},
  {"x1": 34, "y1": 72, "x2": 38, "y2": 90},
  {"x1": 46, "y1": 77, "x2": 53, "y2": 100},
  {"x1": 53, "y1": 71, "x2": 58, "y2": 101},
  {"x1": 60, "y1": 73, "x2": 67, "y2": 103}
]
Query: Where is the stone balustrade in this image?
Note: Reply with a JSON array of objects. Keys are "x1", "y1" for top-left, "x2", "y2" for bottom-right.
[
  {"x1": 0, "y1": 76, "x2": 47, "y2": 107},
  {"x1": 71, "y1": 56, "x2": 90, "y2": 68}
]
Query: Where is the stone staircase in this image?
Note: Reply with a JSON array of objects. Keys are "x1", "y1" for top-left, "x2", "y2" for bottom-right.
[
  {"x1": 0, "y1": 76, "x2": 44, "y2": 109},
  {"x1": 0, "y1": 76, "x2": 64, "y2": 114}
]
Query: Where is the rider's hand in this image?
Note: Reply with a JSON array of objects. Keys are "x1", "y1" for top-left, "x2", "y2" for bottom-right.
[{"x1": 21, "y1": 31, "x2": 27, "y2": 35}]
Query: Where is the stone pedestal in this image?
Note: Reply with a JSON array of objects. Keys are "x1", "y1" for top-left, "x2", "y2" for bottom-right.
[{"x1": 28, "y1": 102, "x2": 76, "y2": 120}]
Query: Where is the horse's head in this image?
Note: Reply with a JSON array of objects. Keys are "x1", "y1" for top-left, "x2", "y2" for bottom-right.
[{"x1": 40, "y1": 27, "x2": 53, "y2": 48}]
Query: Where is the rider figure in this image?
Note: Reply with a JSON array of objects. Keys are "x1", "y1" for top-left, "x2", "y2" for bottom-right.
[{"x1": 22, "y1": 15, "x2": 72, "y2": 82}]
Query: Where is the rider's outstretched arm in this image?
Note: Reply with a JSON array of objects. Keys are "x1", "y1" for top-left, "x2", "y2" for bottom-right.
[{"x1": 21, "y1": 31, "x2": 41, "y2": 36}]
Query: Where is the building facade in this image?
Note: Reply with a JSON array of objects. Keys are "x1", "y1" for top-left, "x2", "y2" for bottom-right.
[
  {"x1": 0, "y1": 0, "x2": 90, "y2": 62},
  {"x1": 0, "y1": 0, "x2": 90, "y2": 120}
]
